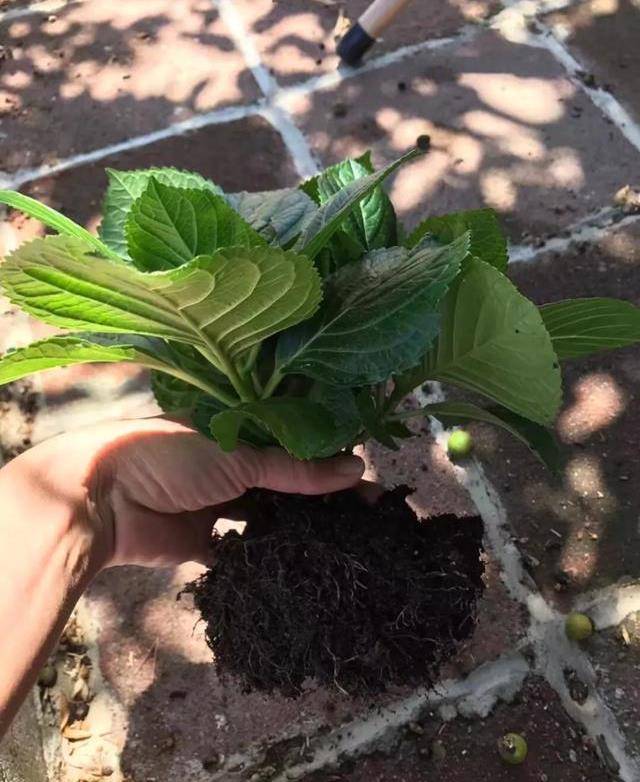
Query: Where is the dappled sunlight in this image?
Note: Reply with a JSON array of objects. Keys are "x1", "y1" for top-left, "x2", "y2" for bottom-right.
[
  {"x1": 558, "y1": 372, "x2": 627, "y2": 443},
  {"x1": 463, "y1": 110, "x2": 546, "y2": 160},
  {"x1": 566, "y1": 452, "x2": 609, "y2": 501},
  {"x1": 481, "y1": 168, "x2": 518, "y2": 210},
  {"x1": 458, "y1": 73, "x2": 572, "y2": 125},
  {"x1": 0, "y1": 0, "x2": 257, "y2": 172}
]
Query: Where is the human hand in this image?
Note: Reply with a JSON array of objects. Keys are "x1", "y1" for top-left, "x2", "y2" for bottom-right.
[{"x1": 3, "y1": 417, "x2": 365, "y2": 571}]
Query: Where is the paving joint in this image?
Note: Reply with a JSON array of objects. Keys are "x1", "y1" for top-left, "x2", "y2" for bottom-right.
[{"x1": 416, "y1": 385, "x2": 640, "y2": 781}]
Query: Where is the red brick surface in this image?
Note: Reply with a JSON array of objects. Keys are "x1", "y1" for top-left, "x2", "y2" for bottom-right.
[
  {"x1": 290, "y1": 30, "x2": 638, "y2": 242},
  {"x1": 235, "y1": 0, "x2": 500, "y2": 86},
  {"x1": 547, "y1": 0, "x2": 640, "y2": 123},
  {"x1": 0, "y1": 0, "x2": 259, "y2": 171},
  {"x1": 306, "y1": 678, "x2": 610, "y2": 782}
]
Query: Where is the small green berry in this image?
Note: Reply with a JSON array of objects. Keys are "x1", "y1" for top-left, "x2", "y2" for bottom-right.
[
  {"x1": 498, "y1": 733, "x2": 528, "y2": 765},
  {"x1": 447, "y1": 429, "x2": 473, "y2": 459},
  {"x1": 565, "y1": 611, "x2": 594, "y2": 642}
]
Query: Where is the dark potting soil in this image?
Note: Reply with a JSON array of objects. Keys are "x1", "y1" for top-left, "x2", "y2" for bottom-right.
[{"x1": 188, "y1": 486, "x2": 485, "y2": 696}]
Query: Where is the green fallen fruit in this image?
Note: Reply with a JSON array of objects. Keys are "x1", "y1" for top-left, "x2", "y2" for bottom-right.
[
  {"x1": 498, "y1": 732, "x2": 528, "y2": 765},
  {"x1": 565, "y1": 611, "x2": 594, "y2": 641},
  {"x1": 447, "y1": 429, "x2": 473, "y2": 459}
]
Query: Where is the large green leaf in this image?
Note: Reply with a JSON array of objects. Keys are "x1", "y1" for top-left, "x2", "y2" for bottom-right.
[
  {"x1": 540, "y1": 298, "x2": 640, "y2": 359},
  {"x1": 420, "y1": 400, "x2": 561, "y2": 472},
  {"x1": 227, "y1": 188, "x2": 317, "y2": 247},
  {"x1": 99, "y1": 167, "x2": 221, "y2": 258},
  {"x1": 0, "y1": 190, "x2": 121, "y2": 261},
  {"x1": 407, "y1": 208, "x2": 508, "y2": 272},
  {"x1": 0, "y1": 236, "x2": 322, "y2": 366},
  {"x1": 126, "y1": 179, "x2": 265, "y2": 271},
  {"x1": 276, "y1": 233, "x2": 469, "y2": 386},
  {"x1": 210, "y1": 398, "x2": 342, "y2": 459},
  {"x1": 425, "y1": 259, "x2": 562, "y2": 425},
  {"x1": 294, "y1": 147, "x2": 423, "y2": 260},
  {"x1": 0, "y1": 334, "x2": 229, "y2": 401}
]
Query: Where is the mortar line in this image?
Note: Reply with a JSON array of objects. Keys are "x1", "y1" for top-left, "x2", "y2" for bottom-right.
[
  {"x1": 212, "y1": 0, "x2": 320, "y2": 178},
  {"x1": 536, "y1": 25, "x2": 640, "y2": 153},
  {"x1": 0, "y1": 102, "x2": 263, "y2": 190},
  {"x1": 275, "y1": 27, "x2": 478, "y2": 106},
  {"x1": 414, "y1": 385, "x2": 639, "y2": 780},
  {"x1": 490, "y1": 0, "x2": 640, "y2": 156},
  {"x1": 509, "y1": 209, "x2": 640, "y2": 264}
]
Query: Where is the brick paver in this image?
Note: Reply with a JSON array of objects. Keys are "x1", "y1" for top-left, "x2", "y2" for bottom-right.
[
  {"x1": 1, "y1": 0, "x2": 640, "y2": 780},
  {"x1": 0, "y1": 0, "x2": 259, "y2": 172},
  {"x1": 546, "y1": 0, "x2": 640, "y2": 124},
  {"x1": 234, "y1": 0, "x2": 500, "y2": 86},
  {"x1": 289, "y1": 29, "x2": 638, "y2": 243}
]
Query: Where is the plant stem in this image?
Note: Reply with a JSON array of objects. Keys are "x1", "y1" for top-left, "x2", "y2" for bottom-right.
[
  {"x1": 243, "y1": 344, "x2": 260, "y2": 374},
  {"x1": 196, "y1": 342, "x2": 256, "y2": 402},
  {"x1": 163, "y1": 366, "x2": 238, "y2": 408},
  {"x1": 262, "y1": 367, "x2": 284, "y2": 399},
  {"x1": 251, "y1": 367, "x2": 264, "y2": 396}
]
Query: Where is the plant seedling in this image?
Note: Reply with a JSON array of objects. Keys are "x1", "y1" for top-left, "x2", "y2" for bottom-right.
[{"x1": 1, "y1": 143, "x2": 638, "y2": 694}]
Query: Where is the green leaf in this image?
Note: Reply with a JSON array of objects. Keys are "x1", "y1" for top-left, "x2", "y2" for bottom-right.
[
  {"x1": 0, "y1": 336, "x2": 151, "y2": 384},
  {"x1": 210, "y1": 398, "x2": 342, "y2": 459},
  {"x1": 0, "y1": 190, "x2": 121, "y2": 261},
  {"x1": 152, "y1": 372, "x2": 202, "y2": 412},
  {"x1": 277, "y1": 233, "x2": 469, "y2": 386},
  {"x1": 407, "y1": 209, "x2": 508, "y2": 272},
  {"x1": 295, "y1": 147, "x2": 424, "y2": 260},
  {"x1": 0, "y1": 236, "x2": 322, "y2": 365},
  {"x1": 0, "y1": 333, "x2": 215, "y2": 394},
  {"x1": 539, "y1": 298, "x2": 640, "y2": 359},
  {"x1": 309, "y1": 382, "x2": 363, "y2": 451},
  {"x1": 426, "y1": 259, "x2": 562, "y2": 425},
  {"x1": 99, "y1": 168, "x2": 221, "y2": 258},
  {"x1": 315, "y1": 157, "x2": 397, "y2": 252},
  {"x1": 300, "y1": 151, "x2": 374, "y2": 204},
  {"x1": 420, "y1": 401, "x2": 561, "y2": 473},
  {"x1": 356, "y1": 390, "x2": 399, "y2": 450},
  {"x1": 150, "y1": 341, "x2": 233, "y2": 411},
  {"x1": 126, "y1": 179, "x2": 265, "y2": 271},
  {"x1": 227, "y1": 188, "x2": 317, "y2": 247}
]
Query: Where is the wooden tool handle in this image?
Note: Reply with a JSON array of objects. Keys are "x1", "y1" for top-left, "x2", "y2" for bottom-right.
[{"x1": 359, "y1": 0, "x2": 415, "y2": 38}]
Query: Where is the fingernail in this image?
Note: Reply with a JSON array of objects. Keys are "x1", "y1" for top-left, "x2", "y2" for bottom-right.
[{"x1": 333, "y1": 455, "x2": 365, "y2": 477}]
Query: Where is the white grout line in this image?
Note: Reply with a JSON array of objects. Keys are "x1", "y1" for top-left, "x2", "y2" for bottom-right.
[
  {"x1": 414, "y1": 385, "x2": 640, "y2": 780},
  {"x1": 213, "y1": 653, "x2": 530, "y2": 782},
  {"x1": 276, "y1": 27, "x2": 478, "y2": 107},
  {"x1": 535, "y1": 26, "x2": 640, "y2": 154},
  {"x1": 509, "y1": 209, "x2": 640, "y2": 264},
  {"x1": 0, "y1": 102, "x2": 262, "y2": 190},
  {"x1": 211, "y1": 0, "x2": 320, "y2": 178},
  {"x1": 212, "y1": 0, "x2": 279, "y2": 99},
  {"x1": 576, "y1": 581, "x2": 640, "y2": 631}
]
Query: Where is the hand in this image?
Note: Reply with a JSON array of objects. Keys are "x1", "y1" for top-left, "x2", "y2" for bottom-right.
[{"x1": 4, "y1": 417, "x2": 365, "y2": 571}]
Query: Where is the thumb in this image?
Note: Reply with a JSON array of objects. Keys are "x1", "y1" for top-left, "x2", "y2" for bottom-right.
[{"x1": 245, "y1": 447, "x2": 365, "y2": 495}]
